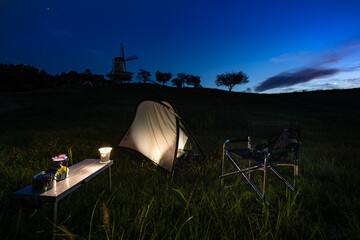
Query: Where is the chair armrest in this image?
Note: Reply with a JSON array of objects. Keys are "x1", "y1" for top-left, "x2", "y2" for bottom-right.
[
  {"x1": 223, "y1": 138, "x2": 250, "y2": 150},
  {"x1": 227, "y1": 138, "x2": 249, "y2": 143}
]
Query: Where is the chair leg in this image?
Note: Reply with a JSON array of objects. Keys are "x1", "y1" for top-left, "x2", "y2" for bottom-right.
[
  {"x1": 247, "y1": 160, "x2": 251, "y2": 179},
  {"x1": 294, "y1": 161, "x2": 299, "y2": 193},
  {"x1": 52, "y1": 201, "x2": 58, "y2": 240},
  {"x1": 13, "y1": 200, "x2": 22, "y2": 240},
  {"x1": 262, "y1": 153, "x2": 270, "y2": 207},
  {"x1": 270, "y1": 166, "x2": 294, "y2": 191},
  {"x1": 221, "y1": 148, "x2": 225, "y2": 188}
]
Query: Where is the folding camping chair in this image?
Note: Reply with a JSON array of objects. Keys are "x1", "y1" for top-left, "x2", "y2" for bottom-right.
[{"x1": 219, "y1": 122, "x2": 300, "y2": 204}]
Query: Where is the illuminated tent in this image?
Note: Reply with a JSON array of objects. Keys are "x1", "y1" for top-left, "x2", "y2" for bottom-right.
[{"x1": 119, "y1": 100, "x2": 202, "y2": 172}]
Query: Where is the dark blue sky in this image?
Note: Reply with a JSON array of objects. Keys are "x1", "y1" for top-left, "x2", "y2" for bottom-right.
[{"x1": 1, "y1": 0, "x2": 360, "y2": 93}]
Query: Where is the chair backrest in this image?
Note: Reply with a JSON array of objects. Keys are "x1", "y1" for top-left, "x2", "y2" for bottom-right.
[{"x1": 249, "y1": 121, "x2": 300, "y2": 139}]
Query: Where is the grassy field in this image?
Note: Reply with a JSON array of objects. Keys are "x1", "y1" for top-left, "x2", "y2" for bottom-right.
[{"x1": 0, "y1": 84, "x2": 359, "y2": 239}]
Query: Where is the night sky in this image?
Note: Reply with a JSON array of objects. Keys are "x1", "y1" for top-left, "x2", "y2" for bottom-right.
[{"x1": 1, "y1": 0, "x2": 360, "y2": 93}]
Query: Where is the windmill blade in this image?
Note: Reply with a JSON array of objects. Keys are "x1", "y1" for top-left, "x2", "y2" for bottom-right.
[
  {"x1": 121, "y1": 43, "x2": 125, "y2": 59},
  {"x1": 125, "y1": 55, "x2": 138, "y2": 61},
  {"x1": 120, "y1": 43, "x2": 127, "y2": 71}
]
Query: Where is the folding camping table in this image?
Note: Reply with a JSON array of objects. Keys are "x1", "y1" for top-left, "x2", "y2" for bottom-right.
[{"x1": 12, "y1": 158, "x2": 113, "y2": 240}]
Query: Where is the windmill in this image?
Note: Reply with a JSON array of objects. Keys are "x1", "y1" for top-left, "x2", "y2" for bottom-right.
[{"x1": 107, "y1": 43, "x2": 138, "y2": 83}]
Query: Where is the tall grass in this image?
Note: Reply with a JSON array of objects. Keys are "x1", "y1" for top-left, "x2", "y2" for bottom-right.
[{"x1": 0, "y1": 85, "x2": 359, "y2": 239}]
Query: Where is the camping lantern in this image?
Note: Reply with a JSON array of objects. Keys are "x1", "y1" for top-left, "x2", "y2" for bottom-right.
[{"x1": 99, "y1": 147, "x2": 112, "y2": 163}]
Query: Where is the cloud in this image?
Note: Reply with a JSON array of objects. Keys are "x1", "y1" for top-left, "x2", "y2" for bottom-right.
[
  {"x1": 315, "y1": 52, "x2": 342, "y2": 65},
  {"x1": 255, "y1": 68, "x2": 341, "y2": 92},
  {"x1": 307, "y1": 82, "x2": 340, "y2": 90},
  {"x1": 271, "y1": 49, "x2": 344, "y2": 66},
  {"x1": 271, "y1": 40, "x2": 360, "y2": 66},
  {"x1": 270, "y1": 51, "x2": 310, "y2": 63},
  {"x1": 346, "y1": 65, "x2": 360, "y2": 72},
  {"x1": 265, "y1": 82, "x2": 340, "y2": 94},
  {"x1": 270, "y1": 53, "x2": 294, "y2": 63},
  {"x1": 344, "y1": 77, "x2": 360, "y2": 84},
  {"x1": 344, "y1": 40, "x2": 360, "y2": 50},
  {"x1": 261, "y1": 39, "x2": 360, "y2": 92},
  {"x1": 348, "y1": 44, "x2": 360, "y2": 49}
]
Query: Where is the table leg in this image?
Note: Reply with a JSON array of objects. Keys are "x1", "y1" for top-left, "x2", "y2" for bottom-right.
[
  {"x1": 52, "y1": 201, "x2": 58, "y2": 240},
  {"x1": 109, "y1": 165, "x2": 112, "y2": 191},
  {"x1": 13, "y1": 200, "x2": 22, "y2": 240}
]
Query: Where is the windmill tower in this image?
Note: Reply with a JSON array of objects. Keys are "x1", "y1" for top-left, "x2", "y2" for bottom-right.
[{"x1": 107, "y1": 43, "x2": 138, "y2": 83}]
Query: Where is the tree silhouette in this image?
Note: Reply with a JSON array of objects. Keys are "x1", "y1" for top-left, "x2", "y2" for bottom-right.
[
  {"x1": 155, "y1": 71, "x2": 172, "y2": 85},
  {"x1": 0, "y1": 64, "x2": 107, "y2": 91},
  {"x1": 215, "y1": 71, "x2": 249, "y2": 92},
  {"x1": 171, "y1": 73, "x2": 189, "y2": 88},
  {"x1": 0, "y1": 64, "x2": 44, "y2": 91},
  {"x1": 136, "y1": 69, "x2": 151, "y2": 83},
  {"x1": 177, "y1": 73, "x2": 188, "y2": 87},
  {"x1": 185, "y1": 74, "x2": 201, "y2": 88},
  {"x1": 84, "y1": 68, "x2": 91, "y2": 75},
  {"x1": 171, "y1": 77, "x2": 182, "y2": 88},
  {"x1": 67, "y1": 71, "x2": 80, "y2": 84},
  {"x1": 40, "y1": 70, "x2": 48, "y2": 87},
  {"x1": 170, "y1": 73, "x2": 201, "y2": 88}
]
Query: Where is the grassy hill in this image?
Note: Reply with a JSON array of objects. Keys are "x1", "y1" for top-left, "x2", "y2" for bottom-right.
[{"x1": 0, "y1": 84, "x2": 359, "y2": 239}]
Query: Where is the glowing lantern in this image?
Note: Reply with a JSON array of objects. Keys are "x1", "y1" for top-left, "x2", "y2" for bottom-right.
[{"x1": 99, "y1": 147, "x2": 112, "y2": 163}]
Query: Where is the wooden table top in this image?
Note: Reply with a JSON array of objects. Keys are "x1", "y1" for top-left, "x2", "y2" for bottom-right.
[{"x1": 13, "y1": 159, "x2": 113, "y2": 202}]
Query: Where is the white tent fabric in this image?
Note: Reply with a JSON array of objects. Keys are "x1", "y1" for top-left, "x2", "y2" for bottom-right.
[{"x1": 119, "y1": 100, "x2": 200, "y2": 172}]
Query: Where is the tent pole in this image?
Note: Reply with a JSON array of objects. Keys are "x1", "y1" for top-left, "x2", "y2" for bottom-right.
[
  {"x1": 174, "y1": 113, "x2": 204, "y2": 156},
  {"x1": 171, "y1": 116, "x2": 180, "y2": 180}
]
